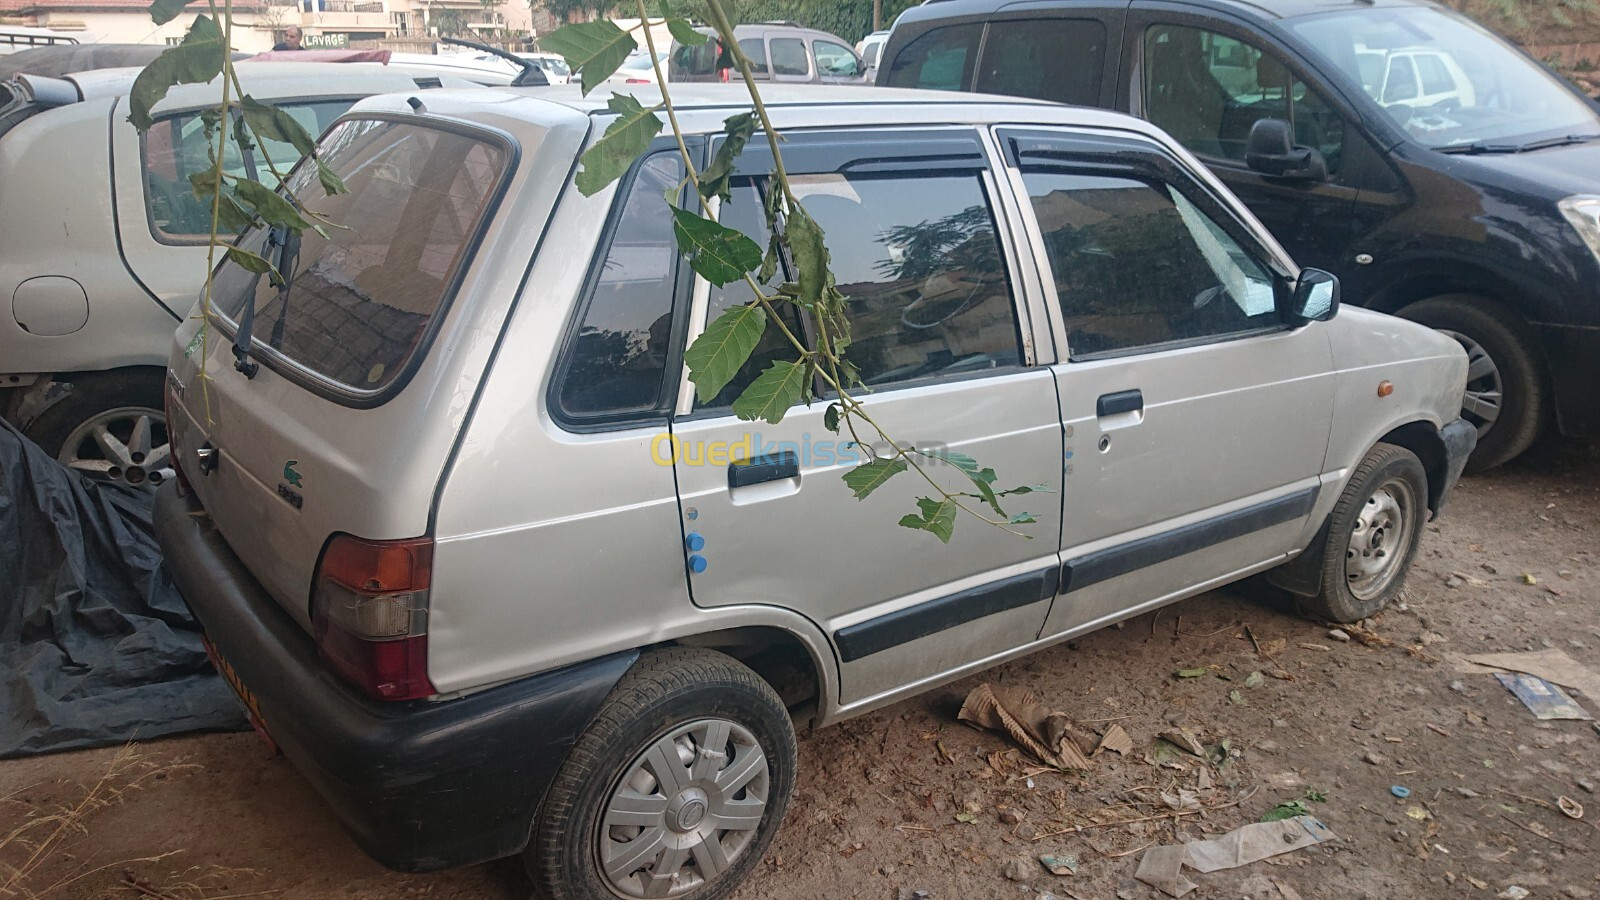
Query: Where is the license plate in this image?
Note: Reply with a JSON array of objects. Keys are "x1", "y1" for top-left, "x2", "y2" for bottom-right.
[{"x1": 203, "y1": 635, "x2": 279, "y2": 754}]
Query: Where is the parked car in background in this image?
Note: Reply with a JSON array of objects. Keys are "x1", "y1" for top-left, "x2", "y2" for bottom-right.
[
  {"x1": 607, "y1": 49, "x2": 669, "y2": 85},
  {"x1": 517, "y1": 51, "x2": 572, "y2": 84},
  {"x1": 157, "y1": 82, "x2": 1470, "y2": 899},
  {"x1": 670, "y1": 22, "x2": 866, "y2": 84},
  {"x1": 0, "y1": 62, "x2": 480, "y2": 490},
  {"x1": 0, "y1": 26, "x2": 84, "y2": 56},
  {"x1": 882, "y1": 0, "x2": 1600, "y2": 471},
  {"x1": 857, "y1": 28, "x2": 890, "y2": 79}
]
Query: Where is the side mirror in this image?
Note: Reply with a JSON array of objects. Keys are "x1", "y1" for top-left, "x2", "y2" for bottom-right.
[
  {"x1": 1290, "y1": 268, "x2": 1340, "y2": 323},
  {"x1": 1245, "y1": 119, "x2": 1329, "y2": 182}
]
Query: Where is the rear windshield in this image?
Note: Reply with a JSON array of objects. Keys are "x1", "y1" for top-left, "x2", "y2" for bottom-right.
[{"x1": 212, "y1": 118, "x2": 509, "y2": 393}]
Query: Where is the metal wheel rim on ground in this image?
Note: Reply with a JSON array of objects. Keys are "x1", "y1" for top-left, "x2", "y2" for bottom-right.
[
  {"x1": 597, "y1": 717, "x2": 770, "y2": 899},
  {"x1": 55, "y1": 406, "x2": 172, "y2": 492}
]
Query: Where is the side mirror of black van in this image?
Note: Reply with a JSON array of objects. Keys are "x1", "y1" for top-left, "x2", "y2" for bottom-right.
[
  {"x1": 1246, "y1": 119, "x2": 1329, "y2": 182},
  {"x1": 1290, "y1": 268, "x2": 1340, "y2": 323}
]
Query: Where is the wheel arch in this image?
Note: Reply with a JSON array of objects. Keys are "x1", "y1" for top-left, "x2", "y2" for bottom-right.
[
  {"x1": 671, "y1": 625, "x2": 829, "y2": 731},
  {"x1": 1376, "y1": 421, "x2": 1449, "y2": 518}
]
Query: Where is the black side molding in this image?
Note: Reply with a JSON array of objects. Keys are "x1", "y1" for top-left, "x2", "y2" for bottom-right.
[
  {"x1": 835, "y1": 566, "x2": 1058, "y2": 662},
  {"x1": 1061, "y1": 487, "x2": 1319, "y2": 594}
]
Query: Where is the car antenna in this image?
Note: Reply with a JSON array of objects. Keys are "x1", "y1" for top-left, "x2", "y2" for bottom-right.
[{"x1": 438, "y1": 35, "x2": 549, "y2": 87}]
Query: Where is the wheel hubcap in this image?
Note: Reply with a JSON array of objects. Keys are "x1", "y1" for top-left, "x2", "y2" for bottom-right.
[
  {"x1": 56, "y1": 406, "x2": 172, "y2": 493},
  {"x1": 1439, "y1": 328, "x2": 1501, "y2": 438},
  {"x1": 1345, "y1": 477, "x2": 1416, "y2": 601},
  {"x1": 598, "y1": 718, "x2": 769, "y2": 899}
]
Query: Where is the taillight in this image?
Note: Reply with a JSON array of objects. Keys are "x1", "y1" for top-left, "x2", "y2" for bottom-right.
[
  {"x1": 625, "y1": 77, "x2": 650, "y2": 84},
  {"x1": 312, "y1": 534, "x2": 436, "y2": 701},
  {"x1": 163, "y1": 374, "x2": 192, "y2": 495}
]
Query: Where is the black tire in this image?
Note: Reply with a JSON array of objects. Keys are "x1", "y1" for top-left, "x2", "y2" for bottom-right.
[
  {"x1": 526, "y1": 648, "x2": 797, "y2": 900},
  {"x1": 1396, "y1": 296, "x2": 1544, "y2": 472},
  {"x1": 20, "y1": 369, "x2": 171, "y2": 490},
  {"x1": 1298, "y1": 443, "x2": 1429, "y2": 623}
]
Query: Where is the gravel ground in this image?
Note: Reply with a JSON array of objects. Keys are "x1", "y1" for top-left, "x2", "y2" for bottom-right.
[{"x1": 3, "y1": 439, "x2": 1597, "y2": 900}]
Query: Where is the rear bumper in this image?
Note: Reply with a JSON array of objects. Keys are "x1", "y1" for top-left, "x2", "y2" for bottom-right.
[
  {"x1": 152, "y1": 483, "x2": 637, "y2": 872},
  {"x1": 1533, "y1": 322, "x2": 1600, "y2": 437}
]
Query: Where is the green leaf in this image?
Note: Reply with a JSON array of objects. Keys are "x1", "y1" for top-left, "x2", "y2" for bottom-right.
[
  {"x1": 842, "y1": 458, "x2": 906, "y2": 500},
  {"x1": 574, "y1": 94, "x2": 663, "y2": 197},
  {"x1": 666, "y1": 18, "x2": 708, "y2": 45},
  {"x1": 226, "y1": 245, "x2": 275, "y2": 274},
  {"x1": 1260, "y1": 800, "x2": 1310, "y2": 823},
  {"x1": 670, "y1": 206, "x2": 761, "y2": 286},
  {"x1": 917, "y1": 448, "x2": 981, "y2": 477},
  {"x1": 684, "y1": 303, "x2": 766, "y2": 403},
  {"x1": 758, "y1": 232, "x2": 781, "y2": 283},
  {"x1": 1008, "y1": 512, "x2": 1037, "y2": 525},
  {"x1": 732, "y1": 360, "x2": 808, "y2": 424},
  {"x1": 786, "y1": 204, "x2": 831, "y2": 308},
  {"x1": 239, "y1": 95, "x2": 316, "y2": 157},
  {"x1": 823, "y1": 403, "x2": 840, "y2": 434},
  {"x1": 315, "y1": 158, "x2": 347, "y2": 196},
  {"x1": 998, "y1": 484, "x2": 1052, "y2": 496},
  {"x1": 540, "y1": 19, "x2": 638, "y2": 95},
  {"x1": 699, "y1": 111, "x2": 755, "y2": 204},
  {"x1": 215, "y1": 193, "x2": 254, "y2": 233},
  {"x1": 898, "y1": 496, "x2": 958, "y2": 543},
  {"x1": 233, "y1": 178, "x2": 311, "y2": 232},
  {"x1": 148, "y1": 0, "x2": 193, "y2": 26},
  {"x1": 127, "y1": 15, "x2": 225, "y2": 131}
]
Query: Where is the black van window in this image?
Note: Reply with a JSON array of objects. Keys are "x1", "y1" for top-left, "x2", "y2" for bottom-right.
[
  {"x1": 771, "y1": 38, "x2": 808, "y2": 76},
  {"x1": 739, "y1": 38, "x2": 768, "y2": 75},
  {"x1": 975, "y1": 19, "x2": 1106, "y2": 105},
  {"x1": 1144, "y1": 24, "x2": 1344, "y2": 173},
  {"x1": 1021, "y1": 171, "x2": 1280, "y2": 358},
  {"x1": 557, "y1": 155, "x2": 683, "y2": 420},
  {"x1": 884, "y1": 23, "x2": 980, "y2": 92}
]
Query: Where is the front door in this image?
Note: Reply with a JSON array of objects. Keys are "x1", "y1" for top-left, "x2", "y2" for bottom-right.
[
  {"x1": 669, "y1": 131, "x2": 1063, "y2": 707},
  {"x1": 998, "y1": 128, "x2": 1336, "y2": 637},
  {"x1": 1123, "y1": 6, "x2": 1364, "y2": 274}
]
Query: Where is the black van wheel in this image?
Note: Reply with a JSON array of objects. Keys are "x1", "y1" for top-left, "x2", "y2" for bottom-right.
[
  {"x1": 526, "y1": 648, "x2": 796, "y2": 900},
  {"x1": 1397, "y1": 296, "x2": 1544, "y2": 472},
  {"x1": 21, "y1": 370, "x2": 172, "y2": 492},
  {"x1": 1298, "y1": 443, "x2": 1428, "y2": 624}
]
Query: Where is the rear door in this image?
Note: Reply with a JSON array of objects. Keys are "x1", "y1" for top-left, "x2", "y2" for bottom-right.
[
  {"x1": 668, "y1": 130, "x2": 1063, "y2": 707},
  {"x1": 998, "y1": 128, "x2": 1335, "y2": 637}
]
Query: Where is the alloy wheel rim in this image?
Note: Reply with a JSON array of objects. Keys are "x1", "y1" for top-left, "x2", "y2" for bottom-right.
[
  {"x1": 597, "y1": 718, "x2": 769, "y2": 899},
  {"x1": 55, "y1": 406, "x2": 172, "y2": 492},
  {"x1": 1439, "y1": 328, "x2": 1502, "y2": 438},
  {"x1": 1345, "y1": 476, "x2": 1416, "y2": 600}
]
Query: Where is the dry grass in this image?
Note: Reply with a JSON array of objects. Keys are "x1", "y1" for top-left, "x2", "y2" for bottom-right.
[{"x1": 0, "y1": 745, "x2": 266, "y2": 900}]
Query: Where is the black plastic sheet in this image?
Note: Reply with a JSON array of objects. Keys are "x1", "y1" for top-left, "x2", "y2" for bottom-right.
[{"x1": 1, "y1": 420, "x2": 245, "y2": 758}]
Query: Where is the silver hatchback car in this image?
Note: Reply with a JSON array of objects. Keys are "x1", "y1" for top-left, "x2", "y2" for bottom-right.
[{"x1": 155, "y1": 85, "x2": 1473, "y2": 899}]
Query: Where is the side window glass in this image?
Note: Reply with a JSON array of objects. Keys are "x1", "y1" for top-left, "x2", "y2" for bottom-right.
[
  {"x1": 1143, "y1": 24, "x2": 1343, "y2": 173},
  {"x1": 557, "y1": 155, "x2": 683, "y2": 421},
  {"x1": 1416, "y1": 54, "x2": 1452, "y2": 96},
  {"x1": 1021, "y1": 171, "x2": 1279, "y2": 357},
  {"x1": 812, "y1": 39, "x2": 860, "y2": 77},
  {"x1": 144, "y1": 100, "x2": 349, "y2": 240},
  {"x1": 884, "y1": 23, "x2": 980, "y2": 91},
  {"x1": 1384, "y1": 56, "x2": 1418, "y2": 102},
  {"x1": 770, "y1": 38, "x2": 809, "y2": 77},
  {"x1": 739, "y1": 38, "x2": 768, "y2": 75},
  {"x1": 975, "y1": 19, "x2": 1106, "y2": 105}
]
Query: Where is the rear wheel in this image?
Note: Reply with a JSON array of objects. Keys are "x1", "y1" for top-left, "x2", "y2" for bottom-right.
[
  {"x1": 526, "y1": 648, "x2": 796, "y2": 900},
  {"x1": 1397, "y1": 296, "x2": 1544, "y2": 472},
  {"x1": 1298, "y1": 443, "x2": 1428, "y2": 623},
  {"x1": 21, "y1": 370, "x2": 172, "y2": 492}
]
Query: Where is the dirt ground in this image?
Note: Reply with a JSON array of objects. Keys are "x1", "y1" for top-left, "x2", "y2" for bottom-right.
[{"x1": 3, "y1": 438, "x2": 1598, "y2": 900}]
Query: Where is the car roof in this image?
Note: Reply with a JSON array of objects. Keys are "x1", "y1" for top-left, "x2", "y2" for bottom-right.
[
  {"x1": 897, "y1": 0, "x2": 1434, "y2": 26},
  {"x1": 79, "y1": 61, "x2": 461, "y2": 113}
]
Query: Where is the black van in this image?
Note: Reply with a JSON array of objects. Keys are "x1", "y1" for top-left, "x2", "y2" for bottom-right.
[{"x1": 880, "y1": 0, "x2": 1600, "y2": 470}]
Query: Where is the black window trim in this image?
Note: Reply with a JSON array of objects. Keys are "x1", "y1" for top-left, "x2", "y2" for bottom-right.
[
  {"x1": 138, "y1": 94, "x2": 367, "y2": 247},
  {"x1": 1001, "y1": 127, "x2": 1297, "y2": 363},
  {"x1": 205, "y1": 113, "x2": 520, "y2": 409},
  {"x1": 547, "y1": 139, "x2": 701, "y2": 434},
  {"x1": 679, "y1": 127, "x2": 1031, "y2": 421}
]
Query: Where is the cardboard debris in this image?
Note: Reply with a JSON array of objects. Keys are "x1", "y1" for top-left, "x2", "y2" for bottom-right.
[
  {"x1": 1133, "y1": 815, "x2": 1337, "y2": 897},
  {"x1": 1495, "y1": 673, "x2": 1592, "y2": 721},
  {"x1": 958, "y1": 683, "x2": 1092, "y2": 770},
  {"x1": 1096, "y1": 724, "x2": 1133, "y2": 756},
  {"x1": 1158, "y1": 727, "x2": 1207, "y2": 757},
  {"x1": 1465, "y1": 649, "x2": 1600, "y2": 701}
]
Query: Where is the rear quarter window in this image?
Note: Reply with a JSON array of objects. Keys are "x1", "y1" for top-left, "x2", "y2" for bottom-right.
[
  {"x1": 975, "y1": 19, "x2": 1106, "y2": 105},
  {"x1": 211, "y1": 117, "x2": 510, "y2": 395},
  {"x1": 884, "y1": 23, "x2": 981, "y2": 91}
]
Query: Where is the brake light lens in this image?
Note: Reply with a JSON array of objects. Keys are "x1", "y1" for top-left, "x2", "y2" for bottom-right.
[
  {"x1": 312, "y1": 534, "x2": 436, "y2": 701},
  {"x1": 625, "y1": 77, "x2": 650, "y2": 84}
]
